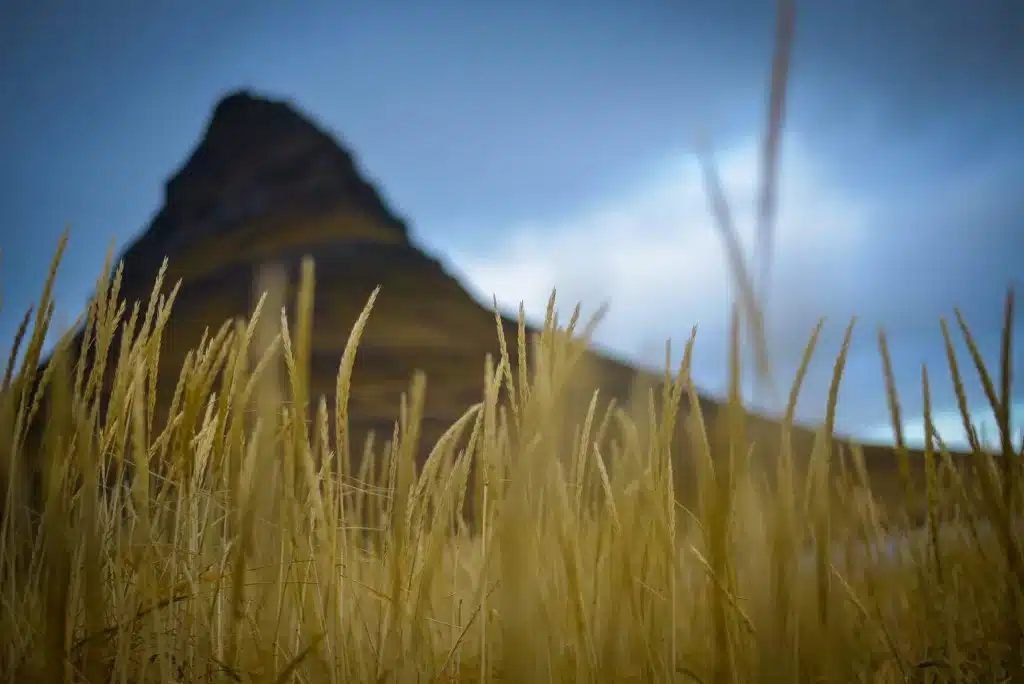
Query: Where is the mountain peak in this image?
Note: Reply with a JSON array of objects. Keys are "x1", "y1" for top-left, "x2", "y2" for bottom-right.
[
  {"x1": 162, "y1": 89, "x2": 408, "y2": 241},
  {"x1": 208, "y1": 88, "x2": 274, "y2": 123},
  {"x1": 115, "y1": 90, "x2": 411, "y2": 296}
]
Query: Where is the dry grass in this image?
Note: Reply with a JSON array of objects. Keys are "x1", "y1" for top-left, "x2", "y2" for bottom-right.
[
  {"x1": 2, "y1": 2, "x2": 1022, "y2": 681},
  {"x1": 0, "y1": 233, "x2": 1022, "y2": 683}
]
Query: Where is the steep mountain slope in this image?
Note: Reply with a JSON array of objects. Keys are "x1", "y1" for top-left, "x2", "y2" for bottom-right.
[{"x1": 103, "y1": 89, "x2": 643, "y2": 467}]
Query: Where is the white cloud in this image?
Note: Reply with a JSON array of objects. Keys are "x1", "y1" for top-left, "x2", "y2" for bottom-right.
[
  {"x1": 861, "y1": 401, "x2": 1024, "y2": 452},
  {"x1": 449, "y1": 133, "x2": 875, "y2": 382}
]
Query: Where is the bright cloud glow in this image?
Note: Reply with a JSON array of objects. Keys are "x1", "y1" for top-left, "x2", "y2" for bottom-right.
[
  {"x1": 451, "y1": 133, "x2": 874, "y2": 375},
  {"x1": 862, "y1": 402, "x2": 1024, "y2": 452},
  {"x1": 439, "y1": 133, "x2": 1021, "y2": 445}
]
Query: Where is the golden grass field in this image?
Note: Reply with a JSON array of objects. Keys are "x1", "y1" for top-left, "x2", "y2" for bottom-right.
[
  {"x1": 2, "y1": 3, "x2": 1021, "y2": 680},
  {"x1": 0, "y1": 237, "x2": 1021, "y2": 683}
]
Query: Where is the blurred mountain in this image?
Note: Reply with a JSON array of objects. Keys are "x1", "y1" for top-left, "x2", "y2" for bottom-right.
[{"x1": 35, "y1": 90, "x2": 970, "y2": 524}]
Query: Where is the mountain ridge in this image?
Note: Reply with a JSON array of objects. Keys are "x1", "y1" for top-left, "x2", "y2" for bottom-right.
[{"x1": 26, "y1": 89, "x2": 977, "y2": 526}]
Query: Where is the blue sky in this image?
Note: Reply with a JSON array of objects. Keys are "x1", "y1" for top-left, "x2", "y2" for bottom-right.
[{"x1": 1, "y1": 0, "x2": 1021, "y2": 449}]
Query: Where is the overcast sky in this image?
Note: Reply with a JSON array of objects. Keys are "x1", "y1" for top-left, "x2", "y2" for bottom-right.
[{"x1": 1, "y1": 0, "x2": 1021, "y2": 449}]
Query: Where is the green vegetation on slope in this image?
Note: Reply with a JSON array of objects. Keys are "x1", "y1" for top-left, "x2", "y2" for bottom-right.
[{"x1": 1, "y1": 238, "x2": 1021, "y2": 683}]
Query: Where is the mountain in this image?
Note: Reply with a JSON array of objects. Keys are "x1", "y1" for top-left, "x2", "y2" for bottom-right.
[
  {"x1": 30, "y1": 90, "x2": 973, "y2": 524},
  {"x1": 102, "y1": 88, "x2": 631, "y2": 466}
]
